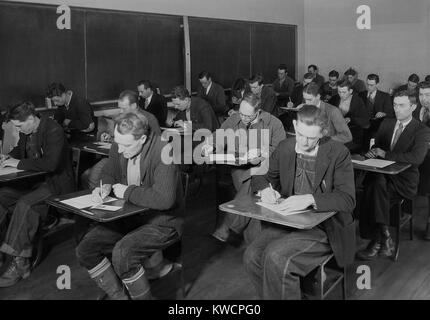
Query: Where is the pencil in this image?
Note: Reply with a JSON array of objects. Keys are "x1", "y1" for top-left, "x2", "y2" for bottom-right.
[{"x1": 100, "y1": 179, "x2": 103, "y2": 201}]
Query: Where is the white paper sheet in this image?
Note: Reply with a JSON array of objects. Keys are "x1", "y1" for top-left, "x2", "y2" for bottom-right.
[
  {"x1": 60, "y1": 194, "x2": 117, "y2": 209},
  {"x1": 90, "y1": 204, "x2": 122, "y2": 211},
  {"x1": 0, "y1": 167, "x2": 24, "y2": 176},
  {"x1": 209, "y1": 154, "x2": 236, "y2": 163},
  {"x1": 94, "y1": 142, "x2": 112, "y2": 149},
  {"x1": 256, "y1": 201, "x2": 309, "y2": 216},
  {"x1": 352, "y1": 159, "x2": 395, "y2": 168}
]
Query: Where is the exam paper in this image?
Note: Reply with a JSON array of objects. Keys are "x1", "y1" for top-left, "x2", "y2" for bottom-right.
[
  {"x1": 256, "y1": 201, "x2": 309, "y2": 216},
  {"x1": 0, "y1": 167, "x2": 24, "y2": 176},
  {"x1": 60, "y1": 194, "x2": 117, "y2": 209},
  {"x1": 209, "y1": 154, "x2": 236, "y2": 163},
  {"x1": 90, "y1": 204, "x2": 122, "y2": 211},
  {"x1": 352, "y1": 159, "x2": 395, "y2": 168}
]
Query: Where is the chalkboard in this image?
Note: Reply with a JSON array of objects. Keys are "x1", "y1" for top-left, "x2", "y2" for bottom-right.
[
  {"x1": 189, "y1": 18, "x2": 251, "y2": 91},
  {"x1": 251, "y1": 23, "x2": 296, "y2": 83},
  {"x1": 0, "y1": 2, "x2": 86, "y2": 109}
]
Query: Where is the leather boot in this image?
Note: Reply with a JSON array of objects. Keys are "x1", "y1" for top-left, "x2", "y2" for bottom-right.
[
  {"x1": 356, "y1": 239, "x2": 381, "y2": 261},
  {"x1": 122, "y1": 266, "x2": 152, "y2": 300},
  {"x1": 379, "y1": 228, "x2": 395, "y2": 257},
  {"x1": 0, "y1": 256, "x2": 31, "y2": 287},
  {"x1": 88, "y1": 257, "x2": 129, "y2": 300},
  {"x1": 143, "y1": 251, "x2": 173, "y2": 280}
]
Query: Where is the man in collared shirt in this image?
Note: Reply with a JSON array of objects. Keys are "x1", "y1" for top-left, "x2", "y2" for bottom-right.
[
  {"x1": 243, "y1": 105, "x2": 356, "y2": 300},
  {"x1": 137, "y1": 80, "x2": 167, "y2": 126},
  {"x1": 248, "y1": 74, "x2": 277, "y2": 116},
  {"x1": 197, "y1": 71, "x2": 227, "y2": 123},
  {"x1": 272, "y1": 64, "x2": 295, "y2": 108},
  {"x1": 357, "y1": 90, "x2": 430, "y2": 260}
]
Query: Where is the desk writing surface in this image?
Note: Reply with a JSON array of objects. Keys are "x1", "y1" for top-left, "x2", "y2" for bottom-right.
[
  {"x1": 71, "y1": 141, "x2": 111, "y2": 156},
  {"x1": 46, "y1": 190, "x2": 148, "y2": 222},
  {"x1": 351, "y1": 155, "x2": 411, "y2": 175},
  {"x1": 219, "y1": 195, "x2": 336, "y2": 230},
  {"x1": 0, "y1": 169, "x2": 45, "y2": 183}
]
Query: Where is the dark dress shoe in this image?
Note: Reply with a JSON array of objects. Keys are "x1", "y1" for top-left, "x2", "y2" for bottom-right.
[
  {"x1": 356, "y1": 239, "x2": 381, "y2": 260},
  {"x1": 424, "y1": 223, "x2": 430, "y2": 241},
  {"x1": 379, "y1": 235, "x2": 395, "y2": 258}
]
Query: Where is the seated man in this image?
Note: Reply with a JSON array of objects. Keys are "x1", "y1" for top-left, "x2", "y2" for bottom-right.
[
  {"x1": 204, "y1": 92, "x2": 286, "y2": 242},
  {"x1": 308, "y1": 64, "x2": 325, "y2": 88},
  {"x1": 357, "y1": 91, "x2": 430, "y2": 260},
  {"x1": 82, "y1": 90, "x2": 160, "y2": 189},
  {"x1": 228, "y1": 78, "x2": 247, "y2": 115},
  {"x1": 0, "y1": 101, "x2": 74, "y2": 287},
  {"x1": 333, "y1": 81, "x2": 370, "y2": 151},
  {"x1": 243, "y1": 105, "x2": 356, "y2": 300},
  {"x1": 248, "y1": 74, "x2": 277, "y2": 116},
  {"x1": 272, "y1": 64, "x2": 295, "y2": 108},
  {"x1": 169, "y1": 86, "x2": 219, "y2": 132},
  {"x1": 137, "y1": 80, "x2": 168, "y2": 126},
  {"x1": 344, "y1": 68, "x2": 367, "y2": 94},
  {"x1": 76, "y1": 112, "x2": 183, "y2": 300},
  {"x1": 46, "y1": 82, "x2": 95, "y2": 135},
  {"x1": 394, "y1": 74, "x2": 420, "y2": 98},
  {"x1": 197, "y1": 71, "x2": 227, "y2": 123},
  {"x1": 302, "y1": 83, "x2": 353, "y2": 144},
  {"x1": 322, "y1": 70, "x2": 339, "y2": 103}
]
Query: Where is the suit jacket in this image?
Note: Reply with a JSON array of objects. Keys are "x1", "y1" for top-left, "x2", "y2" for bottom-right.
[
  {"x1": 139, "y1": 93, "x2": 167, "y2": 126},
  {"x1": 412, "y1": 104, "x2": 430, "y2": 194},
  {"x1": 260, "y1": 85, "x2": 278, "y2": 116},
  {"x1": 331, "y1": 94, "x2": 370, "y2": 129},
  {"x1": 173, "y1": 97, "x2": 219, "y2": 132},
  {"x1": 374, "y1": 118, "x2": 430, "y2": 199},
  {"x1": 360, "y1": 90, "x2": 394, "y2": 118},
  {"x1": 272, "y1": 76, "x2": 295, "y2": 100},
  {"x1": 101, "y1": 131, "x2": 184, "y2": 235},
  {"x1": 252, "y1": 137, "x2": 356, "y2": 267},
  {"x1": 313, "y1": 74, "x2": 325, "y2": 88},
  {"x1": 290, "y1": 84, "x2": 304, "y2": 107},
  {"x1": 53, "y1": 94, "x2": 95, "y2": 132},
  {"x1": 197, "y1": 82, "x2": 227, "y2": 116},
  {"x1": 319, "y1": 101, "x2": 353, "y2": 144},
  {"x1": 10, "y1": 116, "x2": 75, "y2": 195}
]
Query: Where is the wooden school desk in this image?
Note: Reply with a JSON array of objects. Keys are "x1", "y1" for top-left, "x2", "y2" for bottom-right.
[
  {"x1": 219, "y1": 195, "x2": 336, "y2": 230},
  {"x1": 0, "y1": 169, "x2": 46, "y2": 183},
  {"x1": 351, "y1": 159, "x2": 411, "y2": 175},
  {"x1": 46, "y1": 189, "x2": 148, "y2": 223}
]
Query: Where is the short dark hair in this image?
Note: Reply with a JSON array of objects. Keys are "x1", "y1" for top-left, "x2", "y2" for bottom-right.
[
  {"x1": 242, "y1": 92, "x2": 261, "y2": 110},
  {"x1": 338, "y1": 80, "x2": 353, "y2": 91},
  {"x1": 328, "y1": 70, "x2": 339, "y2": 78},
  {"x1": 278, "y1": 64, "x2": 288, "y2": 72},
  {"x1": 425, "y1": 75, "x2": 430, "y2": 82},
  {"x1": 308, "y1": 65, "x2": 318, "y2": 71},
  {"x1": 115, "y1": 112, "x2": 149, "y2": 139},
  {"x1": 408, "y1": 73, "x2": 420, "y2": 84},
  {"x1": 46, "y1": 82, "x2": 66, "y2": 98},
  {"x1": 303, "y1": 82, "x2": 320, "y2": 97},
  {"x1": 344, "y1": 68, "x2": 357, "y2": 77},
  {"x1": 297, "y1": 104, "x2": 328, "y2": 134},
  {"x1": 7, "y1": 101, "x2": 36, "y2": 122},
  {"x1": 198, "y1": 71, "x2": 211, "y2": 80},
  {"x1": 419, "y1": 81, "x2": 430, "y2": 90},
  {"x1": 367, "y1": 74, "x2": 380, "y2": 84},
  {"x1": 119, "y1": 90, "x2": 138, "y2": 105},
  {"x1": 172, "y1": 86, "x2": 190, "y2": 100},
  {"x1": 394, "y1": 90, "x2": 417, "y2": 105},
  {"x1": 303, "y1": 72, "x2": 314, "y2": 80},
  {"x1": 249, "y1": 74, "x2": 264, "y2": 86},
  {"x1": 137, "y1": 80, "x2": 154, "y2": 91},
  {"x1": 231, "y1": 78, "x2": 247, "y2": 99}
]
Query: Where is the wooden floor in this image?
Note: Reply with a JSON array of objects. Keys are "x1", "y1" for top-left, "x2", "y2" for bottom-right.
[{"x1": 0, "y1": 171, "x2": 429, "y2": 300}]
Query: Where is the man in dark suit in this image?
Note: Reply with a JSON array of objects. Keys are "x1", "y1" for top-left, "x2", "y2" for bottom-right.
[
  {"x1": 197, "y1": 71, "x2": 227, "y2": 123},
  {"x1": 137, "y1": 80, "x2": 167, "y2": 126},
  {"x1": 0, "y1": 101, "x2": 74, "y2": 287},
  {"x1": 248, "y1": 74, "x2": 277, "y2": 116},
  {"x1": 170, "y1": 86, "x2": 219, "y2": 132},
  {"x1": 357, "y1": 90, "x2": 430, "y2": 260},
  {"x1": 332, "y1": 80, "x2": 370, "y2": 152},
  {"x1": 322, "y1": 70, "x2": 340, "y2": 103},
  {"x1": 244, "y1": 105, "x2": 356, "y2": 300},
  {"x1": 344, "y1": 68, "x2": 367, "y2": 94},
  {"x1": 393, "y1": 73, "x2": 420, "y2": 98},
  {"x1": 415, "y1": 82, "x2": 430, "y2": 239},
  {"x1": 308, "y1": 64, "x2": 325, "y2": 88}
]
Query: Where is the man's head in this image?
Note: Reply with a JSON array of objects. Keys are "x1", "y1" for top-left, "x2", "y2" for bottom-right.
[
  {"x1": 277, "y1": 64, "x2": 288, "y2": 80},
  {"x1": 118, "y1": 90, "x2": 139, "y2": 113},
  {"x1": 366, "y1": 74, "x2": 380, "y2": 93},
  {"x1": 238, "y1": 92, "x2": 261, "y2": 125},
  {"x1": 425, "y1": 75, "x2": 430, "y2": 82},
  {"x1": 419, "y1": 81, "x2": 430, "y2": 109},
  {"x1": 328, "y1": 70, "x2": 339, "y2": 86},
  {"x1": 231, "y1": 78, "x2": 247, "y2": 105},
  {"x1": 344, "y1": 68, "x2": 358, "y2": 84},
  {"x1": 114, "y1": 112, "x2": 149, "y2": 159},
  {"x1": 248, "y1": 74, "x2": 264, "y2": 96},
  {"x1": 293, "y1": 105, "x2": 327, "y2": 153},
  {"x1": 171, "y1": 86, "x2": 191, "y2": 111},
  {"x1": 393, "y1": 90, "x2": 417, "y2": 122},
  {"x1": 407, "y1": 74, "x2": 420, "y2": 92},
  {"x1": 308, "y1": 65, "x2": 319, "y2": 78},
  {"x1": 198, "y1": 71, "x2": 213, "y2": 89},
  {"x1": 46, "y1": 82, "x2": 68, "y2": 106},
  {"x1": 7, "y1": 101, "x2": 39, "y2": 135},
  {"x1": 302, "y1": 82, "x2": 321, "y2": 106},
  {"x1": 337, "y1": 80, "x2": 353, "y2": 101},
  {"x1": 137, "y1": 80, "x2": 154, "y2": 99},
  {"x1": 303, "y1": 72, "x2": 314, "y2": 86}
]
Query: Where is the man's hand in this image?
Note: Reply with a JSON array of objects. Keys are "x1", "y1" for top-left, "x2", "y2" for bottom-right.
[
  {"x1": 375, "y1": 112, "x2": 386, "y2": 119},
  {"x1": 112, "y1": 183, "x2": 128, "y2": 199},
  {"x1": 174, "y1": 120, "x2": 184, "y2": 128},
  {"x1": 365, "y1": 148, "x2": 386, "y2": 159},
  {"x1": 91, "y1": 184, "x2": 112, "y2": 203},
  {"x1": 100, "y1": 132, "x2": 112, "y2": 142},
  {"x1": 260, "y1": 187, "x2": 281, "y2": 204},
  {"x1": 228, "y1": 109, "x2": 237, "y2": 117},
  {"x1": 1, "y1": 157, "x2": 19, "y2": 168},
  {"x1": 202, "y1": 144, "x2": 214, "y2": 157},
  {"x1": 63, "y1": 119, "x2": 72, "y2": 127},
  {"x1": 277, "y1": 194, "x2": 315, "y2": 213},
  {"x1": 287, "y1": 101, "x2": 294, "y2": 109}
]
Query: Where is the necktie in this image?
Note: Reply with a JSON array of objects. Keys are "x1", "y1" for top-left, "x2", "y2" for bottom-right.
[
  {"x1": 391, "y1": 123, "x2": 403, "y2": 151},
  {"x1": 144, "y1": 99, "x2": 149, "y2": 109},
  {"x1": 422, "y1": 108, "x2": 430, "y2": 124}
]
